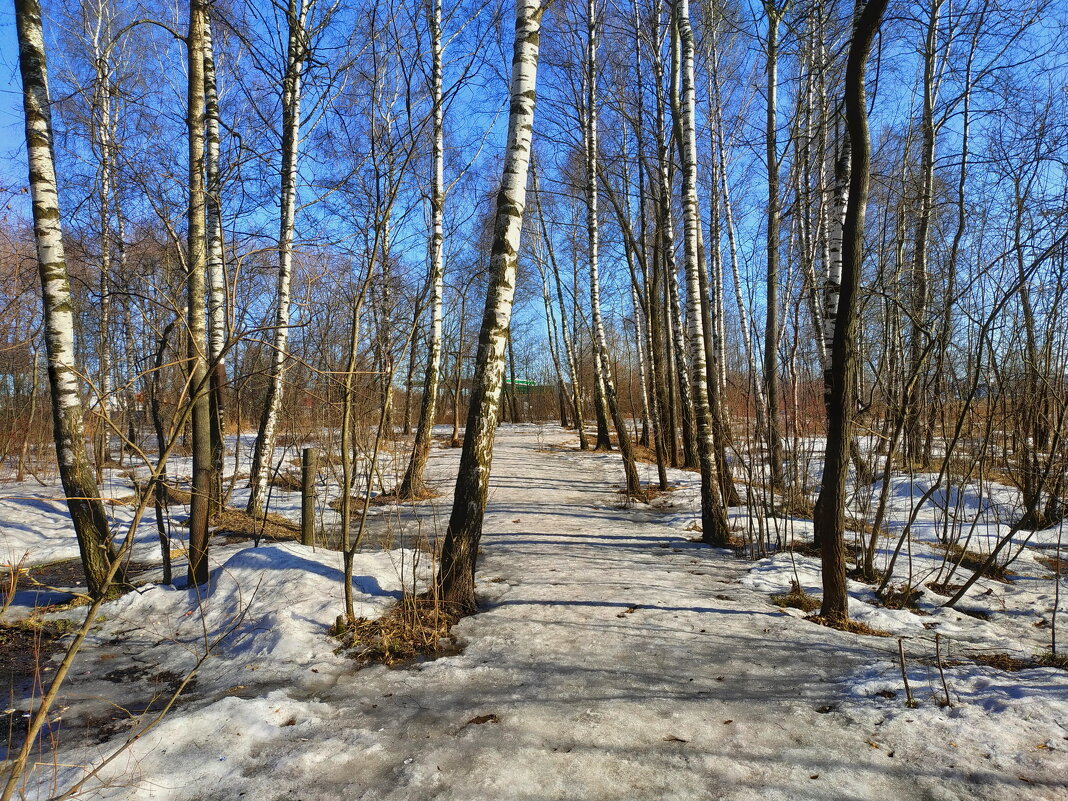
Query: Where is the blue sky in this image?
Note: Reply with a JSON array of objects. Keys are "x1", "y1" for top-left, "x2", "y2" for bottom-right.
[{"x1": 0, "y1": 9, "x2": 26, "y2": 195}]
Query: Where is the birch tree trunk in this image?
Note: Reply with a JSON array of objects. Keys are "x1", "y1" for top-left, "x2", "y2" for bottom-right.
[
  {"x1": 398, "y1": 0, "x2": 445, "y2": 499},
  {"x1": 15, "y1": 0, "x2": 119, "y2": 599},
  {"x1": 586, "y1": 0, "x2": 641, "y2": 497},
  {"x1": 248, "y1": 0, "x2": 307, "y2": 517},
  {"x1": 814, "y1": 0, "x2": 889, "y2": 623},
  {"x1": 675, "y1": 0, "x2": 729, "y2": 544},
  {"x1": 762, "y1": 1, "x2": 785, "y2": 492},
  {"x1": 204, "y1": 9, "x2": 227, "y2": 511},
  {"x1": 652, "y1": 2, "x2": 697, "y2": 470},
  {"x1": 186, "y1": 0, "x2": 212, "y2": 586},
  {"x1": 91, "y1": 10, "x2": 115, "y2": 470},
  {"x1": 437, "y1": 0, "x2": 542, "y2": 614}
]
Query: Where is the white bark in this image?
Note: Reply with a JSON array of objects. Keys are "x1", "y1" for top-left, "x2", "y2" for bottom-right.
[
  {"x1": 675, "y1": 0, "x2": 727, "y2": 543},
  {"x1": 438, "y1": 0, "x2": 542, "y2": 611},
  {"x1": 399, "y1": 0, "x2": 445, "y2": 497},
  {"x1": 248, "y1": 0, "x2": 308, "y2": 516},
  {"x1": 187, "y1": 0, "x2": 212, "y2": 585},
  {"x1": 586, "y1": 0, "x2": 640, "y2": 494},
  {"x1": 204, "y1": 11, "x2": 227, "y2": 383},
  {"x1": 16, "y1": 0, "x2": 116, "y2": 597}
]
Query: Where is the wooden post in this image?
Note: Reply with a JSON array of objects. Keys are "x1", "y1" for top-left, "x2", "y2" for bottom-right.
[{"x1": 301, "y1": 447, "x2": 317, "y2": 547}]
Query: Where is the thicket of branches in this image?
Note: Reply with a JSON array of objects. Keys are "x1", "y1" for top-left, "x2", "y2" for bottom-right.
[{"x1": 4, "y1": 0, "x2": 1068, "y2": 622}]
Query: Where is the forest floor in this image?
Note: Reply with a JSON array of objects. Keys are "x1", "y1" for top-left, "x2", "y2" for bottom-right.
[{"x1": 2, "y1": 425, "x2": 1068, "y2": 800}]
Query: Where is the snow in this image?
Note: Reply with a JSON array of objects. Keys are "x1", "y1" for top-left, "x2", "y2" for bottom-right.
[{"x1": 2, "y1": 425, "x2": 1067, "y2": 800}]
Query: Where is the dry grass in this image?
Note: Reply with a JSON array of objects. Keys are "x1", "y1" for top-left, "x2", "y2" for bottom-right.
[
  {"x1": 967, "y1": 651, "x2": 1068, "y2": 672},
  {"x1": 771, "y1": 582, "x2": 821, "y2": 612},
  {"x1": 366, "y1": 487, "x2": 440, "y2": 506},
  {"x1": 971, "y1": 652, "x2": 1036, "y2": 671},
  {"x1": 332, "y1": 595, "x2": 460, "y2": 666},
  {"x1": 935, "y1": 542, "x2": 1012, "y2": 581},
  {"x1": 924, "y1": 581, "x2": 961, "y2": 597},
  {"x1": 804, "y1": 615, "x2": 892, "y2": 637},
  {"x1": 1037, "y1": 555, "x2": 1068, "y2": 574},
  {"x1": 631, "y1": 442, "x2": 699, "y2": 473},
  {"x1": 1038, "y1": 652, "x2": 1068, "y2": 670},
  {"x1": 774, "y1": 494, "x2": 814, "y2": 520},
  {"x1": 211, "y1": 507, "x2": 301, "y2": 540},
  {"x1": 268, "y1": 471, "x2": 304, "y2": 493},
  {"x1": 880, "y1": 584, "x2": 925, "y2": 611},
  {"x1": 786, "y1": 539, "x2": 822, "y2": 558}
]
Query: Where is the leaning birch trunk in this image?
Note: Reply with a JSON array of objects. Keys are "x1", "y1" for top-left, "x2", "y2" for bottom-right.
[
  {"x1": 586, "y1": 0, "x2": 641, "y2": 497},
  {"x1": 398, "y1": 0, "x2": 445, "y2": 500},
  {"x1": 15, "y1": 0, "x2": 118, "y2": 599},
  {"x1": 436, "y1": 0, "x2": 542, "y2": 614},
  {"x1": 675, "y1": 0, "x2": 728, "y2": 545},
  {"x1": 204, "y1": 10, "x2": 227, "y2": 511},
  {"x1": 248, "y1": 0, "x2": 306, "y2": 517},
  {"x1": 186, "y1": 0, "x2": 212, "y2": 586},
  {"x1": 814, "y1": 0, "x2": 889, "y2": 623}
]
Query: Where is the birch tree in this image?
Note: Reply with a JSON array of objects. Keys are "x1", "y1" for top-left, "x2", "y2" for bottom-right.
[
  {"x1": 674, "y1": 0, "x2": 729, "y2": 544},
  {"x1": 399, "y1": 0, "x2": 446, "y2": 500},
  {"x1": 813, "y1": 0, "x2": 889, "y2": 623},
  {"x1": 204, "y1": 7, "x2": 227, "y2": 510},
  {"x1": 186, "y1": 0, "x2": 212, "y2": 586},
  {"x1": 436, "y1": 0, "x2": 543, "y2": 614},
  {"x1": 247, "y1": 0, "x2": 313, "y2": 518},
  {"x1": 585, "y1": 0, "x2": 642, "y2": 497},
  {"x1": 762, "y1": 0, "x2": 786, "y2": 492},
  {"x1": 15, "y1": 0, "x2": 120, "y2": 599}
]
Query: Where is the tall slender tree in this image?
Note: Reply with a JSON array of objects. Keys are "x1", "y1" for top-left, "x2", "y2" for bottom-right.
[
  {"x1": 674, "y1": 0, "x2": 729, "y2": 545},
  {"x1": 399, "y1": 0, "x2": 446, "y2": 500},
  {"x1": 186, "y1": 0, "x2": 212, "y2": 586},
  {"x1": 15, "y1": 0, "x2": 120, "y2": 599},
  {"x1": 247, "y1": 0, "x2": 311, "y2": 518},
  {"x1": 586, "y1": 0, "x2": 642, "y2": 497},
  {"x1": 436, "y1": 0, "x2": 543, "y2": 614},
  {"x1": 814, "y1": 0, "x2": 890, "y2": 623}
]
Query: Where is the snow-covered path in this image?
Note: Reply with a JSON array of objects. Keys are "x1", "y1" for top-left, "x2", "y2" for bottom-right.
[{"x1": 21, "y1": 427, "x2": 1068, "y2": 800}]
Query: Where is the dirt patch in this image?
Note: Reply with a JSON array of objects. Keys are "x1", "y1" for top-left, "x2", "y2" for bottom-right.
[
  {"x1": 0, "y1": 620, "x2": 70, "y2": 694},
  {"x1": 1037, "y1": 555, "x2": 1068, "y2": 574},
  {"x1": 24, "y1": 558, "x2": 87, "y2": 591}
]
